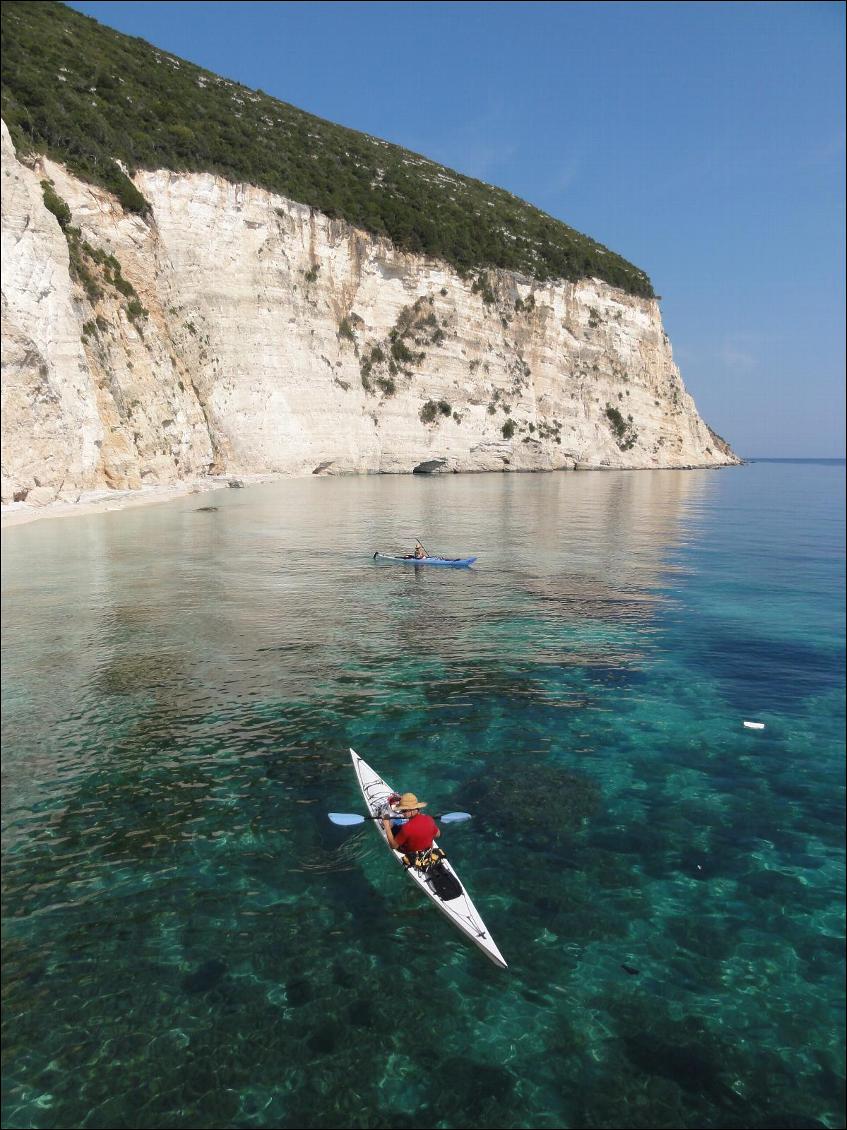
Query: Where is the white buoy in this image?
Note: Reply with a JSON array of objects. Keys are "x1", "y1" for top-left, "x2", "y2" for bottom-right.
[{"x1": 743, "y1": 721, "x2": 766, "y2": 730}]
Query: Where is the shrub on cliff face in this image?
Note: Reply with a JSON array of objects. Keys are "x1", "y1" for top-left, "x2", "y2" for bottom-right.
[
  {"x1": 605, "y1": 404, "x2": 638, "y2": 450},
  {"x1": 472, "y1": 274, "x2": 496, "y2": 305},
  {"x1": 390, "y1": 339, "x2": 416, "y2": 365},
  {"x1": 40, "y1": 180, "x2": 71, "y2": 229},
  {"x1": 58, "y1": 224, "x2": 102, "y2": 301},
  {"x1": 126, "y1": 297, "x2": 148, "y2": 322},
  {"x1": 605, "y1": 405, "x2": 627, "y2": 437},
  {"x1": 501, "y1": 419, "x2": 516, "y2": 440},
  {"x1": 420, "y1": 400, "x2": 451, "y2": 424}
]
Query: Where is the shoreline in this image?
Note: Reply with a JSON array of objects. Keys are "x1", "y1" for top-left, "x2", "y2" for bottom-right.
[
  {"x1": 1, "y1": 462, "x2": 742, "y2": 530},
  {"x1": 0, "y1": 476, "x2": 271, "y2": 529}
]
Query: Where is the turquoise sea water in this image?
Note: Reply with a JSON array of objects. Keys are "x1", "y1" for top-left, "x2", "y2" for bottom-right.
[{"x1": 2, "y1": 461, "x2": 844, "y2": 1130}]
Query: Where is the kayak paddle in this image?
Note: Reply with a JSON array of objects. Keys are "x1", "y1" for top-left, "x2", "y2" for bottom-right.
[{"x1": 328, "y1": 811, "x2": 472, "y2": 826}]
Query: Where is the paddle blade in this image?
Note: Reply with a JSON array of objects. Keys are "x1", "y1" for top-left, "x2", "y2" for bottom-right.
[
  {"x1": 328, "y1": 812, "x2": 366, "y2": 826},
  {"x1": 439, "y1": 811, "x2": 472, "y2": 823}
]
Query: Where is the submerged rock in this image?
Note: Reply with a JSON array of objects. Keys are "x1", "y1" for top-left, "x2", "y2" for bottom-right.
[{"x1": 181, "y1": 959, "x2": 227, "y2": 994}]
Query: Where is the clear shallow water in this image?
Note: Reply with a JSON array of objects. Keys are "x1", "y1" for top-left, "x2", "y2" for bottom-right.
[{"x1": 2, "y1": 462, "x2": 844, "y2": 1130}]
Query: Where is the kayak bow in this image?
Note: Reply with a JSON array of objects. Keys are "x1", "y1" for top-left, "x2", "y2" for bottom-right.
[{"x1": 349, "y1": 748, "x2": 507, "y2": 969}]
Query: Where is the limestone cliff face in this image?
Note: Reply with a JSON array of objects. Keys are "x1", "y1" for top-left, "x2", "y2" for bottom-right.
[{"x1": 1, "y1": 122, "x2": 737, "y2": 503}]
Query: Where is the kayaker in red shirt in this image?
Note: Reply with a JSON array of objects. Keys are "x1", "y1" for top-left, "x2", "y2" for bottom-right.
[{"x1": 386, "y1": 792, "x2": 439, "y2": 855}]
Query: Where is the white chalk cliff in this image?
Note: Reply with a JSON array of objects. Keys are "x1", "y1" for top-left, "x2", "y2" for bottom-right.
[{"x1": 1, "y1": 121, "x2": 737, "y2": 505}]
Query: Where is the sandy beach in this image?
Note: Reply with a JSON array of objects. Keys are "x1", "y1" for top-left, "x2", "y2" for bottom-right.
[{"x1": 0, "y1": 476, "x2": 273, "y2": 529}]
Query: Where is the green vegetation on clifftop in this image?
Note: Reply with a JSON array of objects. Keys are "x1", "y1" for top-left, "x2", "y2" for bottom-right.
[{"x1": 1, "y1": 1, "x2": 654, "y2": 296}]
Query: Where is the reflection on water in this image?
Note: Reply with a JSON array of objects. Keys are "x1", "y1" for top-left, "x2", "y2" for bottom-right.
[
  {"x1": 2, "y1": 471, "x2": 712, "y2": 810},
  {"x1": 2, "y1": 465, "x2": 844, "y2": 1130}
]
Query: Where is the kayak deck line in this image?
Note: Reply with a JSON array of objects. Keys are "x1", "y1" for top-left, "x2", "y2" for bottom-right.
[{"x1": 349, "y1": 747, "x2": 507, "y2": 969}]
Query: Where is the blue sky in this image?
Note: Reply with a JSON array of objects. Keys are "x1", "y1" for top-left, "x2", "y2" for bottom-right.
[{"x1": 66, "y1": 1, "x2": 844, "y2": 457}]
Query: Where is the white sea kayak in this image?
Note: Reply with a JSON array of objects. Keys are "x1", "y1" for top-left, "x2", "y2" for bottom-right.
[{"x1": 350, "y1": 747, "x2": 507, "y2": 969}]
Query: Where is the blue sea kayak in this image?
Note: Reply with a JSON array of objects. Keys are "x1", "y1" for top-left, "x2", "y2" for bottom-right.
[{"x1": 373, "y1": 553, "x2": 477, "y2": 568}]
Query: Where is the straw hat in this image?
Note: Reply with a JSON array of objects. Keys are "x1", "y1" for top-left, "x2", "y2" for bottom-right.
[{"x1": 398, "y1": 792, "x2": 427, "y2": 810}]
